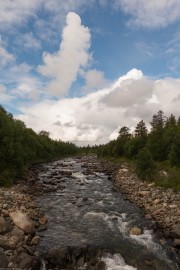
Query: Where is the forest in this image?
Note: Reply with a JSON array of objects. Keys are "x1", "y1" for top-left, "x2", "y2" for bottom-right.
[
  {"x1": 0, "y1": 106, "x2": 180, "y2": 190},
  {"x1": 0, "y1": 105, "x2": 77, "y2": 186},
  {"x1": 81, "y1": 110, "x2": 180, "y2": 190}
]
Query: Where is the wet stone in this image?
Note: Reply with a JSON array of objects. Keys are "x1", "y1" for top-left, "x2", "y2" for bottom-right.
[
  {"x1": 0, "y1": 251, "x2": 8, "y2": 268},
  {"x1": 37, "y1": 224, "x2": 47, "y2": 232}
]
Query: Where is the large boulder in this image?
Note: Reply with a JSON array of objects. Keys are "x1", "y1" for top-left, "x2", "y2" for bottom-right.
[{"x1": 10, "y1": 210, "x2": 35, "y2": 234}]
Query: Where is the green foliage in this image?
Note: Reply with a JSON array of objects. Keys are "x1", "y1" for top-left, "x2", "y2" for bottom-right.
[
  {"x1": 124, "y1": 137, "x2": 145, "y2": 158},
  {"x1": 134, "y1": 120, "x2": 148, "y2": 138},
  {"x1": 94, "y1": 110, "x2": 180, "y2": 188},
  {"x1": 155, "y1": 167, "x2": 180, "y2": 191},
  {"x1": 0, "y1": 169, "x2": 14, "y2": 187},
  {"x1": 0, "y1": 105, "x2": 78, "y2": 186},
  {"x1": 136, "y1": 148, "x2": 156, "y2": 180}
]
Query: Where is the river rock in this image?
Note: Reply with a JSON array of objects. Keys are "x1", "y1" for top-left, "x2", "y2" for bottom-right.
[
  {"x1": 11, "y1": 226, "x2": 24, "y2": 239},
  {"x1": 8, "y1": 262, "x2": 15, "y2": 268},
  {"x1": 23, "y1": 244, "x2": 34, "y2": 255},
  {"x1": 0, "y1": 217, "x2": 12, "y2": 234},
  {"x1": 1, "y1": 209, "x2": 9, "y2": 217},
  {"x1": 31, "y1": 235, "x2": 41, "y2": 246},
  {"x1": 138, "y1": 191, "x2": 149, "y2": 197},
  {"x1": 154, "y1": 199, "x2": 161, "y2": 204},
  {"x1": 46, "y1": 246, "x2": 70, "y2": 267},
  {"x1": 172, "y1": 224, "x2": 180, "y2": 238},
  {"x1": 10, "y1": 210, "x2": 35, "y2": 234},
  {"x1": 16, "y1": 252, "x2": 35, "y2": 269},
  {"x1": 95, "y1": 260, "x2": 106, "y2": 270},
  {"x1": 173, "y1": 239, "x2": 180, "y2": 247},
  {"x1": 120, "y1": 168, "x2": 129, "y2": 173},
  {"x1": 39, "y1": 216, "x2": 48, "y2": 225},
  {"x1": 0, "y1": 251, "x2": 8, "y2": 268},
  {"x1": 0, "y1": 237, "x2": 16, "y2": 250},
  {"x1": 9, "y1": 235, "x2": 19, "y2": 246},
  {"x1": 5, "y1": 221, "x2": 13, "y2": 234},
  {"x1": 129, "y1": 227, "x2": 142, "y2": 236},
  {"x1": 0, "y1": 216, "x2": 5, "y2": 225},
  {"x1": 37, "y1": 224, "x2": 47, "y2": 232}
]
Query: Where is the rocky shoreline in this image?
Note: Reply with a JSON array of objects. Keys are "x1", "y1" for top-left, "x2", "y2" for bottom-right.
[
  {"x1": 0, "y1": 167, "x2": 48, "y2": 269},
  {"x1": 107, "y1": 163, "x2": 180, "y2": 247}
]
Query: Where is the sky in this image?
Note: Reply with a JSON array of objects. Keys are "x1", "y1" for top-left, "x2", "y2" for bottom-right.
[{"x1": 0, "y1": 0, "x2": 180, "y2": 145}]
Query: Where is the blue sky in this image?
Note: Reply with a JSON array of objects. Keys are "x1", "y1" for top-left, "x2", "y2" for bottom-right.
[{"x1": 0, "y1": 0, "x2": 180, "y2": 144}]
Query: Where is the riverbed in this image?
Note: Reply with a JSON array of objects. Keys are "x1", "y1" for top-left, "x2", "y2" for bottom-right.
[{"x1": 36, "y1": 156, "x2": 179, "y2": 270}]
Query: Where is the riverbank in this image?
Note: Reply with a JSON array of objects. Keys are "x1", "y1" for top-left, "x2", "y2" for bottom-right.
[
  {"x1": 103, "y1": 162, "x2": 180, "y2": 247},
  {"x1": 0, "y1": 167, "x2": 47, "y2": 269}
]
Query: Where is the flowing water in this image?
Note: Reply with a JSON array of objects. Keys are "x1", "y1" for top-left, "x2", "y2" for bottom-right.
[{"x1": 36, "y1": 156, "x2": 179, "y2": 270}]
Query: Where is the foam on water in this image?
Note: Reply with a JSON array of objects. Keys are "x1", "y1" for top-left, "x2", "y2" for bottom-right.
[
  {"x1": 84, "y1": 211, "x2": 129, "y2": 233},
  {"x1": 102, "y1": 253, "x2": 137, "y2": 270},
  {"x1": 129, "y1": 229, "x2": 160, "y2": 251},
  {"x1": 72, "y1": 172, "x2": 85, "y2": 179}
]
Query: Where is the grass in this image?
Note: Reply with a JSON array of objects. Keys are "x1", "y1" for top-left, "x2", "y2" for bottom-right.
[
  {"x1": 98, "y1": 155, "x2": 135, "y2": 166},
  {"x1": 154, "y1": 166, "x2": 180, "y2": 191}
]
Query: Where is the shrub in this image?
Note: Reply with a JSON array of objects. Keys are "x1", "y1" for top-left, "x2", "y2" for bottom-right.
[
  {"x1": 0, "y1": 169, "x2": 14, "y2": 187},
  {"x1": 136, "y1": 148, "x2": 156, "y2": 180}
]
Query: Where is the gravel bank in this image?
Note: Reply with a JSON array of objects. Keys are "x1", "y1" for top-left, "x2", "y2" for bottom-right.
[{"x1": 112, "y1": 164, "x2": 180, "y2": 247}]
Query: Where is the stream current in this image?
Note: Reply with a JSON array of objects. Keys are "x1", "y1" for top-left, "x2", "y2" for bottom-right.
[{"x1": 36, "y1": 156, "x2": 179, "y2": 270}]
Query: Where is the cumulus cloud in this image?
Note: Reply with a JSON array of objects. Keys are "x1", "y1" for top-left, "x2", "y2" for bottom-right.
[
  {"x1": 115, "y1": 0, "x2": 180, "y2": 28},
  {"x1": 38, "y1": 12, "x2": 91, "y2": 96},
  {"x1": 101, "y1": 78, "x2": 153, "y2": 107},
  {"x1": 16, "y1": 69, "x2": 180, "y2": 145},
  {"x1": 82, "y1": 69, "x2": 108, "y2": 93}
]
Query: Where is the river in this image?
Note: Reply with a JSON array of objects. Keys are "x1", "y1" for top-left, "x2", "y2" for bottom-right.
[{"x1": 36, "y1": 156, "x2": 179, "y2": 270}]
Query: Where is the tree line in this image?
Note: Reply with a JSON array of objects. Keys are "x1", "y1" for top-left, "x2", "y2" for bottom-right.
[
  {"x1": 81, "y1": 111, "x2": 180, "y2": 189},
  {"x1": 97, "y1": 110, "x2": 180, "y2": 164},
  {"x1": 0, "y1": 105, "x2": 77, "y2": 186}
]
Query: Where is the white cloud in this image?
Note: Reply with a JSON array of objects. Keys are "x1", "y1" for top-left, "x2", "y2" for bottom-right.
[
  {"x1": 0, "y1": 59, "x2": 44, "y2": 103},
  {"x1": 101, "y1": 78, "x2": 153, "y2": 107},
  {"x1": 0, "y1": 0, "x2": 40, "y2": 27},
  {"x1": 166, "y1": 31, "x2": 180, "y2": 54},
  {"x1": 115, "y1": 0, "x2": 180, "y2": 28},
  {"x1": 0, "y1": 85, "x2": 13, "y2": 102},
  {"x1": 82, "y1": 69, "x2": 108, "y2": 93},
  {"x1": 11, "y1": 80, "x2": 41, "y2": 101},
  {"x1": 16, "y1": 32, "x2": 41, "y2": 50},
  {"x1": 0, "y1": 45, "x2": 15, "y2": 65},
  {"x1": 0, "y1": 0, "x2": 91, "y2": 31},
  {"x1": 16, "y1": 69, "x2": 180, "y2": 145},
  {"x1": 42, "y1": 0, "x2": 92, "y2": 21},
  {"x1": 38, "y1": 12, "x2": 91, "y2": 96}
]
